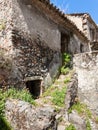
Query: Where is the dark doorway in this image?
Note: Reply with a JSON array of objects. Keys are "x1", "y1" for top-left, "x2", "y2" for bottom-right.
[
  {"x1": 80, "y1": 44, "x2": 84, "y2": 53},
  {"x1": 26, "y1": 80, "x2": 41, "y2": 98},
  {"x1": 61, "y1": 33, "x2": 69, "y2": 53},
  {"x1": 61, "y1": 33, "x2": 69, "y2": 64}
]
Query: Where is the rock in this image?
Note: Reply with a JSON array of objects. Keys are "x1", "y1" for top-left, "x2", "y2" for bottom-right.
[
  {"x1": 65, "y1": 73, "x2": 78, "y2": 110},
  {"x1": 57, "y1": 125, "x2": 65, "y2": 130},
  {"x1": 68, "y1": 111, "x2": 86, "y2": 130},
  {"x1": 89, "y1": 119, "x2": 98, "y2": 130},
  {"x1": 5, "y1": 99, "x2": 57, "y2": 130}
]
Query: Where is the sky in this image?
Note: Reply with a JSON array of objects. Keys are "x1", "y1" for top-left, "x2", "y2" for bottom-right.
[{"x1": 51, "y1": 0, "x2": 98, "y2": 24}]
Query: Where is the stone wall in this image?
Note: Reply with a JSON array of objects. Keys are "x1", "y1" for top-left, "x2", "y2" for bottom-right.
[
  {"x1": 0, "y1": 0, "x2": 90, "y2": 90},
  {"x1": 74, "y1": 52, "x2": 98, "y2": 114},
  {"x1": 11, "y1": 30, "x2": 61, "y2": 88},
  {"x1": 0, "y1": 0, "x2": 13, "y2": 86},
  {"x1": 90, "y1": 41, "x2": 98, "y2": 51},
  {"x1": 12, "y1": 0, "x2": 61, "y2": 51},
  {"x1": 68, "y1": 34, "x2": 89, "y2": 54},
  {"x1": 0, "y1": 0, "x2": 12, "y2": 50},
  {"x1": 0, "y1": 0, "x2": 62, "y2": 88}
]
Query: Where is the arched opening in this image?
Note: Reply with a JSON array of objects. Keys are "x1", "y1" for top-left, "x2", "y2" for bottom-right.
[{"x1": 26, "y1": 80, "x2": 41, "y2": 98}]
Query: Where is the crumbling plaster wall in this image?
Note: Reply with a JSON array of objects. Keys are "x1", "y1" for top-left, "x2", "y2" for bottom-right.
[{"x1": 74, "y1": 52, "x2": 98, "y2": 114}]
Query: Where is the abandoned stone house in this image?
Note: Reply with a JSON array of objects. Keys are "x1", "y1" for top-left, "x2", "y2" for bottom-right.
[{"x1": 0, "y1": 0, "x2": 98, "y2": 97}]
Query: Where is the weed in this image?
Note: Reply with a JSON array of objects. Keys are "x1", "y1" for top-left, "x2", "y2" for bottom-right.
[
  {"x1": 65, "y1": 124, "x2": 76, "y2": 130},
  {"x1": 95, "y1": 116, "x2": 98, "y2": 123},
  {"x1": 0, "y1": 21, "x2": 6, "y2": 31},
  {"x1": 86, "y1": 119, "x2": 91, "y2": 130},
  {"x1": 0, "y1": 116, "x2": 13, "y2": 130},
  {"x1": 64, "y1": 77, "x2": 70, "y2": 84},
  {"x1": 61, "y1": 53, "x2": 71, "y2": 75},
  {"x1": 68, "y1": 102, "x2": 92, "y2": 118},
  {"x1": 52, "y1": 87, "x2": 67, "y2": 107},
  {"x1": 0, "y1": 87, "x2": 36, "y2": 115},
  {"x1": 0, "y1": 87, "x2": 36, "y2": 130},
  {"x1": 62, "y1": 53, "x2": 71, "y2": 67},
  {"x1": 61, "y1": 67, "x2": 70, "y2": 75},
  {"x1": 42, "y1": 85, "x2": 56, "y2": 97}
]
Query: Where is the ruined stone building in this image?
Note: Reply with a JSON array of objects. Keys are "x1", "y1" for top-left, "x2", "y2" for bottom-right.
[{"x1": 0, "y1": 0, "x2": 98, "y2": 97}]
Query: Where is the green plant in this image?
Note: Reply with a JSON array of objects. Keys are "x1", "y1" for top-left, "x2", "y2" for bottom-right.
[
  {"x1": 86, "y1": 119, "x2": 91, "y2": 130},
  {"x1": 61, "y1": 53, "x2": 71, "y2": 75},
  {"x1": 0, "y1": 87, "x2": 36, "y2": 130},
  {"x1": 42, "y1": 85, "x2": 56, "y2": 97},
  {"x1": 62, "y1": 53, "x2": 71, "y2": 67},
  {"x1": 68, "y1": 102, "x2": 92, "y2": 118},
  {"x1": 6, "y1": 87, "x2": 36, "y2": 105},
  {"x1": 64, "y1": 77, "x2": 70, "y2": 84},
  {"x1": 65, "y1": 124, "x2": 76, "y2": 130},
  {"x1": 0, "y1": 116, "x2": 13, "y2": 130},
  {"x1": 61, "y1": 67, "x2": 70, "y2": 75},
  {"x1": 52, "y1": 87, "x2": 67, "y2": 107},
  {"x1": 95, "y1": 116, "x2": 98, "y2": 123},
  {"x1": 0, "y1": 87, "x2": 36, "y2": 116},
  {"x1": 0, "y1": 21, "x2": 6, "y2": 31}
]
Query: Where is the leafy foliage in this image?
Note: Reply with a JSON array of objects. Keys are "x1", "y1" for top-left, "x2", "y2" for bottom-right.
[{"x1": 61, "y1": 53, "x2": 71, "y2": 75}]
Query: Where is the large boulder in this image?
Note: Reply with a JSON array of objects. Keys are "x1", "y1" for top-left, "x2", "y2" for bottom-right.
[{"x1": 5, "y1": 99, "x2": 57, "y2": 130}]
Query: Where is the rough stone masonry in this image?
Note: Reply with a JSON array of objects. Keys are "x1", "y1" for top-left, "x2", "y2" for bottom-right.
[{"x1": 74, "y1": 51, "x2": 98, "y2": 115}]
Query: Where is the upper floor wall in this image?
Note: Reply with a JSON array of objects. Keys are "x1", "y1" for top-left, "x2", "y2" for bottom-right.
[
  {"x1": 66, "y1": 13, "x2": 98, "y2": 42},
  {"x1": 84, "y1": 16, "x2": 98, "y2": 42},
  {"x1": 12, "y1": 0, "x2": 61, "y2": 51}
]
